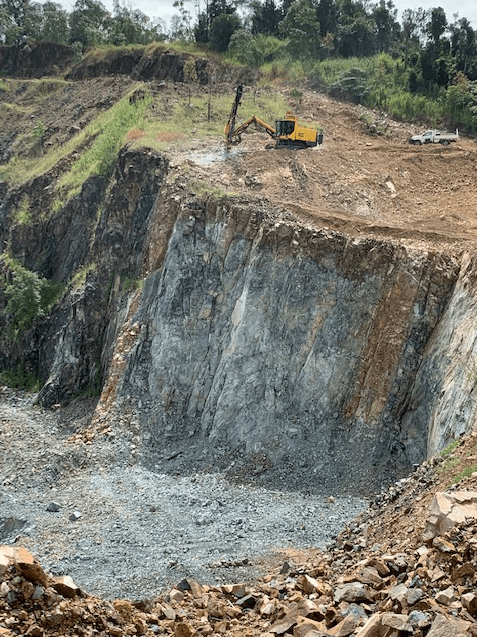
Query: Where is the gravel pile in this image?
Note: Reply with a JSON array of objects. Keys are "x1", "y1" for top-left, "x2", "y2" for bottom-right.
[{"x1": 0, "y1": 386, "x2": 365, "y2": 600}]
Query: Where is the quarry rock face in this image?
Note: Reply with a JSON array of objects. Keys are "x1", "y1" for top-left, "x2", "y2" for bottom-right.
[
  {"x1": 93, "y1": 175, "x2": 460, "y2": 491},
  {"x1": 0, "y1": 42, "x2": 75, "y2": 78},
  {"x1": 1, "y1": 146, "x2": 476, "y2": 492},
  {"x1": 400, "y1": 252, "x2": 477, "y2": 458}
]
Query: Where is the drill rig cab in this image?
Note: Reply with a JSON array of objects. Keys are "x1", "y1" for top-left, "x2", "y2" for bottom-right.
[{"x1": 275, "y1": 112, "x2": 323, "y2": 148}]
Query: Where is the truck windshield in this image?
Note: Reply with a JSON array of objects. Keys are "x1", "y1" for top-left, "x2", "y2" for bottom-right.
[{"x1": 276, "y1": 120, "x2": 295, "y2": 136}]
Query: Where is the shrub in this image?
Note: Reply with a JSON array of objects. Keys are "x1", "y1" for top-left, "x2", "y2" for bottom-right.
[
  {"x1": 2, "y1": 257, "x2": 64, "y2": 340},
  {"x1": 0, "y1": 365, "x2": 40, "y2": 392},
  {"x1": 228, "y1": 30, "x2": 263, "y2": 67}
]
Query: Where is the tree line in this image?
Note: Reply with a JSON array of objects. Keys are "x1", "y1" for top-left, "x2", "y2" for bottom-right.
[
  {"x1": 2, "y1": 0, "x2": 477, "y2": 83},
  {"x1": 0, "y1": 0, "x2": 167, "y2": 48}
]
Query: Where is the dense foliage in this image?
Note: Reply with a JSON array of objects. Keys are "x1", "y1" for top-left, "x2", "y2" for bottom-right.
[
  {"x1": 1, "y1": 256, "x2": 63, "y2": 339},
  {"x1": 1, "y1": 0, "x2": 477, "y2": 131}
]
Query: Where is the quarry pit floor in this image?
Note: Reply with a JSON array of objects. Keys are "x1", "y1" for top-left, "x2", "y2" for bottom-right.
[{"x1": 0, "y1": 386, "x2": 365, "y2": 599}]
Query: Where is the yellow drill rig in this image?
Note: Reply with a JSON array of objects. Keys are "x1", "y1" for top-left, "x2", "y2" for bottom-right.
[{"x1": 224, "y1": 85, "x2": 323, "y2": 149}]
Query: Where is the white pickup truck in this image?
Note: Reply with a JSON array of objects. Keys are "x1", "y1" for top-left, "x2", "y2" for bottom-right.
[{"x1": 409, "y1": 129, "x2": 458, "y2": 145}]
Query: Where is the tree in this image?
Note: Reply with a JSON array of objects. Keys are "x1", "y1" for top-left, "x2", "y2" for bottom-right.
[
  {"x1": 450, "y1": 17, "x2": 476, "y2": 76},
  {"x1": 228, "y1": 28, "x2": 262, "y2": 65},
  {"x1": 250, "y1": 0, "x2": 282, "y2": 35},
  {"x1": 337, "y1": 15, "x2": 375, "y2": 57},
  {"x1": 40, "y1": 2, "x2": 69, "y2": 43},
  {"x1": 0, "y1": 0, "x2": 32, "y2": 43},
  {"x1": 193, "y1": 0, "x2": 237, "y2": 44},
  {"x1": 279, "y1": 0, "x2": 321, "y2": 59},
  {"x1": 170, "y1": 0, "x2": 193, "y2": 41},
  {"x1": 408, "y1": 69, "x2": 418, "y2": 92},
  {"x1": 436, "y1": 57, "x2": 448, "y2": 86},
  {"x1": 336, "y1": 0, "x2": 375, "y2": 57},
  {"x1": 109, "y1": 0, "x2": 162, "y2": 45},
  {"x1": 429, "y1": 6, "x2": 447, "y2": 44},
  {"x1": 69, "y1": 0, "x2": 111, "y2": 49},
  {"x1": 209, "y1": 12, "x2": 240, "y2": 51},
  {"x1": 420, "y1": 42, "x2": 436, "y2": 86},
  {"x1": 316, "y1": 0, "x2": 339, "y2": 38},
  {"x1": 194, "y1": 11, "x2": 208, "y2": 42},
  {"x1": 401, "y1": 8, "x2": 429, "y2": 67},
  {"x1": 372, "y1": 0, "x2": 399, "y2": 53}
]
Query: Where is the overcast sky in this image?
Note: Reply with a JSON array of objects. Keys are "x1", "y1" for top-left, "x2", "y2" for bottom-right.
[{"x1": 61, "y1": 0, "x2": 477, "y2": 32}]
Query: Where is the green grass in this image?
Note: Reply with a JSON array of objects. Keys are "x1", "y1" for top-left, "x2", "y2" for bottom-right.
[
  {"x1": 129, "y1": 89, "x2": 292, "y2": 151},
  {"x1": 121, "y1": 275, "x2": 144, "y2": 292},
  {"x1": 189, "y1": 178, "x2": 229, "y2": 198},
  {"x1": 31, "y1": 120, "x2": 45, "y2": 140},
  {"x1": 0, "y1": 365, "x2": 40, "y2": 392},
  {"x1": 439, "y1": 438, "x2": 460, "y2": 457},
  {"x1": 368, "y1": 90, "x2": 444, "y2": 124},
  {"x1": 22, "y1": 78, "x2": 69, "y2": 97},
  {"x1": 450, "y1": 463, "x2": 477, "y2": 485},
  {"x1": 13, "y1": 195, "x2": 31, "y2": 226},
  {"x1": 438, "y1": 456, "x2": 460, "y2": 473},
  {"x1": 70, "y1": 263, "x2": 97, "y2": 290},
  {"x1": 85, "y1": 41, "x2": 209, "y2": 62},
  {"x1": 0, "y1": 102, "x2": 33, "y2": 116},
  {"x1": 82, "y1": 43, "x2": 148, "y2": 63},
  {"x1": 148, "y1": 40, "x2": 210, "y2": 57},
  {"x1": 435, "y1": 437, "x2": 477, "y2": 487},
  {"x1": 57, "y1": 90, "x2": 152, "y2": 201},
  {"x1": 2, "y1": 84, "x2": 152, "y2": 199}
]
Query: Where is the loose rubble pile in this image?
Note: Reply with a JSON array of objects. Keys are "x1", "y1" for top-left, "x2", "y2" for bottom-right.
[{"x1": 2, "y1": 487, "x2": 477, "y2": 637}]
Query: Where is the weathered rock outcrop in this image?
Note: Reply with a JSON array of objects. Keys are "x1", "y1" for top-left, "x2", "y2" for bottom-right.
[
  {"x1": 400, "y1": 252, "x2": 477, "y2": 458},
  {"x1": 0, "y1": 42, "x2": 75, "y2": 78},
  {"x1": 66, "y1": 48, "x2": 259, "y2": 85},
  {"x1": 0, "y1": 148, "x2": 168, "y2": 404}
]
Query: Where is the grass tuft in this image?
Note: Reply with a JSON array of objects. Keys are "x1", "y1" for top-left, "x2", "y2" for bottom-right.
[
  {"x1": 13, "y1": 195, "x2": 32, "y2": 226},
  {"x1": 0, "y1": 364, "x2": 40, "y2": 392}
]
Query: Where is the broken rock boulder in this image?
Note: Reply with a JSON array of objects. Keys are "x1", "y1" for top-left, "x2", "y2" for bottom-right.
[{"x1": 423, "y1": 491, "x2": 477, "y2": 541}]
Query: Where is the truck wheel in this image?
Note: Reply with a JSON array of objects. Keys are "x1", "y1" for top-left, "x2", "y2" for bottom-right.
[
  {"x1": 441, "y1": 140, "x2": 449, "y2": 146},
  {"x1": 413, "y1": 140, "x2": 422, "y2": 145}
]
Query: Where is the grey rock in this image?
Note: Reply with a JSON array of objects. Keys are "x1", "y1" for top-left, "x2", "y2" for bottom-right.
[
  {"x1": 32, "y1": 586, "x2": 44, "y2": 600},
  {"x1": 0, "y1": 516, "x2": 27, "y2": 539},
  {"x1": 408, "y1": 611, "x2": 430, "y2": 627},
  {"x1": 334, "y1": 582, "x2": 374, "y2": 604},
  {"x1": 407, "y1": 587, "x2": 424, "y2": 605},
  {"x1": 46, "y1": 501, "x2": 61, "y2": 512},
  {"x1": 342, "y1": 603, "x2": 368, "y2": 622}
]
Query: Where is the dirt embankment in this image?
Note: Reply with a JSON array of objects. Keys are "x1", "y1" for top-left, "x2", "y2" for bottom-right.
[{"x1": 194, "y1": 91, "x2": 477, "y2": 253}]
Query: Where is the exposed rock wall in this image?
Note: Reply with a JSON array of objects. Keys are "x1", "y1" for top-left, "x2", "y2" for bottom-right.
[
  {"x1": 401, "y1": 252, "x2": 477, "y2": 458},
  {"x1": 95, "y1": 190, "x2": 460, "y2": 492},
  {"x1": 0, "y1": 42, "x2": 75, "y2": 78},
  {"x1": 0, "y1": 148, "x2": 168, "y2": 404},
  {"x1": 66, "y1": 49, "x2": 259, "y2": 86}
]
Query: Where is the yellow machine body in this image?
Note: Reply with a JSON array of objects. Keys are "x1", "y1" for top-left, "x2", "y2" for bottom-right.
[{"x1": 275, "y1": 112, "x2": 321, "y2": 147}]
